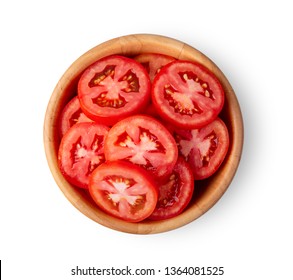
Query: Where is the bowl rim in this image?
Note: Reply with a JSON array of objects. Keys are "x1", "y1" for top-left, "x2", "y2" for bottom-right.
[{"x1": 43, "y1": 33, "x2": 244, "y2": 234}]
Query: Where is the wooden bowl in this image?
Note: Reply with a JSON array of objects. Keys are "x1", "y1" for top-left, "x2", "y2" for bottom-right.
[{"x1": 44, "y1": 34, "x2": 243, "y2": 234}]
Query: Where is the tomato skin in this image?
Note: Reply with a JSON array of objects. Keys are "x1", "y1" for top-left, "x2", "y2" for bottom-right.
[
  {"x1": 134, "y1": 53, "x2": 176, "y2": 82},
  {"x1": 104, "y1": 114, "x2": 178, "y2": 179},
  {"x1": 174, "y1": 118, "x2": 229, "y2": 180},
  {"x1": 58, "y1": 96, "x2": 92, "y2": 137},
  {"x1": 148, "y1": 157, "x2": 194, "y2": 221},
  {"x1": 89, "y1": 161, "x2": 158, "y2": 222},
  {"x1": 78, "y1": 55, "x2": 151, "y2": 126},
  {"x1": 152, "y1": 60, "x2": 225, "y2": 129},
  {"x1": 58, "y1": 122, "x2": 110, "y2": 188}
]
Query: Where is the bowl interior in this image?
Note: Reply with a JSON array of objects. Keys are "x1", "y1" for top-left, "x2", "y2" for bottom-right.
[{"x1": 44, "y1": 34, "x2": 243, "y2": 234}]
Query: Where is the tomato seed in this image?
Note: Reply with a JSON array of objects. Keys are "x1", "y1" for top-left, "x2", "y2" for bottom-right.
[
  {"x1": 165, "y1": 89, "x2": 173, "y2": 95},
  {"x1": 205, "y1": 90, "x2": 211, "y2": 97}
]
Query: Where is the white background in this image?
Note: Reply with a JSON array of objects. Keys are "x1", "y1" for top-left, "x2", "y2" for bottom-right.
[{"x1": 1, "y1": 0, "x2": 292, "y2": 279}]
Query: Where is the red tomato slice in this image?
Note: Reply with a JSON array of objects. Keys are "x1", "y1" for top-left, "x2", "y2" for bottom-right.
[
  {"x1": 89, "y1": 161, "x2": 158, "y2": 222},
  {"x1": 58, "y1": 122, "x2": 109, "y2": 188},
  {"x1": 173, "y1": 118, "x2": 229, "y2": 180},
  {"x1": 148, "y1": 157, "x2": 194, "y2": 221},
  {"x1": 152, "y1": 60, "x2": 225, "y2": 129},
  {"x1": 59, "y1": 96, "x2": 92, "y2": 137},
  {"x1": 104, "y1": 115, "x2": 178, "y2": 179},
  {"x1": 134, "y1": 53, "x2": 175, "y2": 82},
  {"x1": 78, "y1": 55, "x2": 151, "y2": 126}
]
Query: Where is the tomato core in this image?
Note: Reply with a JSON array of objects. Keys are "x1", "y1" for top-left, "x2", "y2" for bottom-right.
[
  {"x1": 88, "y1": 65, "x2": 141, "y2": 109},
  {"x1": 100, "y1": 175, "x2": 147, "y2": 213}
]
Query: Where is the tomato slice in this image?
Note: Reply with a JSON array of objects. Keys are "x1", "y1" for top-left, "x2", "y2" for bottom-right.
[
  {"x1": 58, "y1": 122, "x2": 109, "y2": 188},
  {"x1": 148, "y1": 157, "x2": 194, "y2": 221},
  {"x1": 173, "y1": 118, "x2": 229, "y2": 180},
  {"x1": 104, "y1": 115, "x2": 178, "y2": 179},
  {"x1": 59, "y1": 96, "x2": 92, "y2": 137},
  {"x1": 134, "y1": 53, "x2": 176, "y2": 82},
  {"x1": 152, "y1": 60, "x2": 225, "y2": 129},
  {"x1": 89, "y1": 161, "x2": 158, "y2": 222},
  {"x1": 78, "y1": 55, "x2": 151, "y2": 126}
]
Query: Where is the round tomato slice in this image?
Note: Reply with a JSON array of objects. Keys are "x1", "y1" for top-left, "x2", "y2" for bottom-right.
[
  {"x1": 78, "y1": 55, "x2": 151, "y2": 126},
  {"x1": 148, "y1": 157, "x2": 194, "y2": 221},
  {"x1": 58, "y1": 122, "x2": 109, "y2": 188},
  {"x1": 59, "y1": 96, "x2": 92, "y2": 137},
  {"x1": 152, "y1": 60, "x2": 224, "y2": 129},
  {"x1": 174, "y1": 118, "x2": 229, "y2": 180},
  {"x1": 134, "y1": 53, "x2": 176, "y2": 82},
  {"x1": 89, "y1": 161, "x2": 158, "y2": 222},
  {"x1": 104, "y1": 115, "x2": 178, "y2": 179}
]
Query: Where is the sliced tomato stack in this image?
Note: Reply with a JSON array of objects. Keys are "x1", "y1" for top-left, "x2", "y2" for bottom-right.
[{"x1": 57, "y1": 53, "x2": 229, "y2": 223}]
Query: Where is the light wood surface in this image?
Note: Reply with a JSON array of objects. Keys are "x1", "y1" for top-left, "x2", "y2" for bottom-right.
[{"x1": 43, "y1": 34, "x2": 244, "y2": 234}]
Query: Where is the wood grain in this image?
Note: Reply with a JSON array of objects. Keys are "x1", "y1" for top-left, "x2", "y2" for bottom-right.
[{"x1": 43, "y1": 34, "x2": 244, "y2": 234}]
